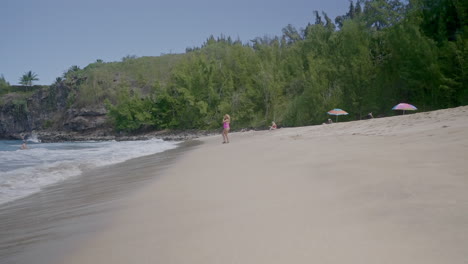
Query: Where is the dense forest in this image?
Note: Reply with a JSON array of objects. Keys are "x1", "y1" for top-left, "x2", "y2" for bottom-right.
[{"x1": 1, "y1": 0, "x2": 467, "y2": 133}]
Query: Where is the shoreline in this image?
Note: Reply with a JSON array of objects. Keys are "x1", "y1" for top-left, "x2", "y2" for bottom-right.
[
  {"x1": 0, "y1": 140, "x2": 201, "y2": 264},
  {"x1": 5, "y1": 129, "x2": 218, "y2": 143}
]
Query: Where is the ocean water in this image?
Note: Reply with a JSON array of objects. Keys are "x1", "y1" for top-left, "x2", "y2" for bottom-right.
[{"x1": 0, "y1": 137, "x2": 179, "y2": 205}]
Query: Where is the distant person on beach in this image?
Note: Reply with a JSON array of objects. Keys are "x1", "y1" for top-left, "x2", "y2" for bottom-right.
[
  {"x1": 222, "y1": 114, "x2": 230, "y2": 144},
  {"x1": 327, "y1": 118, "x2": 333, "y2": 124},
  {"x1": 366, "y1": 112, "x2": 374, "y2": 119},
  {"x1": 20, "y1": 140, "x2": 28, "y2": 150},
  {"x1": 269, "y1": 121, "x2": 277, "y2": 130}
]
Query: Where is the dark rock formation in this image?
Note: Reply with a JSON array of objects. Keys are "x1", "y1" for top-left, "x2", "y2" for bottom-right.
[
  {"x1": 1, "y1": 84, "x2": 216, "y2": 142},
  {"x1": 63, "y1": 107, "x2": 108, "y2": 131},
  {"x1": 33, "y1": 129, "x2": 216, "y2": 142},
  {"x1": 0, "y1": 83, "x2": 111, "y2": 140}
]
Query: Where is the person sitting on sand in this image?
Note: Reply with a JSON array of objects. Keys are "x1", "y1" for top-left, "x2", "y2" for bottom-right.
[
  {"x1": 366, "y1": 112, "x2": 374, "y2": 119},
  {"x1": 327, "y1": 118, "x2": 333, "y2": 124},
  {"x1": 269, "y1": 121, "x2": 277, "y2": 130},
  {"x1": 222, "y1": 114, "x2": 230, "y2": 144}
]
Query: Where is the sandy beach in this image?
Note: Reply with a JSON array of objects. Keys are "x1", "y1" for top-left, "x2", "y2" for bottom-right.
[{"x1": 11, "y1": 106, "x2": 468, "y2": 263}]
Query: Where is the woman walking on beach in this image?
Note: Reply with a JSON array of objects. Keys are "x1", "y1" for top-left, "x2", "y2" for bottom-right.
[{"x1": 222, "y1": 114, "x2": 230, "y2": 144}]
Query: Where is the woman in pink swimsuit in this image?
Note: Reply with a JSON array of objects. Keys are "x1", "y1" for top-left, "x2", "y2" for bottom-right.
[{"x1": 222, "y1": 114, "x2": 230, "y2": 144}]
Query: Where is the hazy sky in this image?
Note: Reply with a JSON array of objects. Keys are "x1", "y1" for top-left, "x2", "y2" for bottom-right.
[{"x1": 1, "y1": 0, "x2": 350, "y2": 85}]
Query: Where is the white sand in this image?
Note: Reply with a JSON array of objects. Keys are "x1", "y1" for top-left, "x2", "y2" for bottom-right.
[{"x1": 60, "y1": 106, "x2": 468, "y2": 264}]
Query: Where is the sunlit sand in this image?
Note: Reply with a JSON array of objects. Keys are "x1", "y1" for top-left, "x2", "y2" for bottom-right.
[{"x1": 60, "y1": 106, "x2": 468, "y2": 264}]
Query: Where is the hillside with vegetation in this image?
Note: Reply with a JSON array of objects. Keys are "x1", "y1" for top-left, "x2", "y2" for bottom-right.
[{"x1": 1, "y1": 0, "x2": 466, "y2": 138}]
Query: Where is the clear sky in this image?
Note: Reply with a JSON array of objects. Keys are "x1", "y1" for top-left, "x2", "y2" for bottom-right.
[{"x1": 1, "y1": 0, "x2": 350, "y2": 85}]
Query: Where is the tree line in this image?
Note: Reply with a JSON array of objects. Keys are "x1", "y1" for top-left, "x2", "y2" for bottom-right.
[
  {"x1": 2, "y1": 0, "x2": 466, "y2": 133},
  {"x1": 107, "y1": 0, "x2": 466, "y2": 132}
]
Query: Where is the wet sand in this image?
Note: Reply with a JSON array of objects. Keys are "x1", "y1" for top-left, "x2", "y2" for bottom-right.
[
  {"x1": 0, "y1": 141, "x2": 200, "y2": 264},
  {"x1": 3, "y1": 106, "x2": 468, "y2": 264}
]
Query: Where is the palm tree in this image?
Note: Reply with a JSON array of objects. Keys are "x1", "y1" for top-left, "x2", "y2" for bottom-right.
[{"x1": 19, "y1": 71, "x2": 39, "y2": 86}]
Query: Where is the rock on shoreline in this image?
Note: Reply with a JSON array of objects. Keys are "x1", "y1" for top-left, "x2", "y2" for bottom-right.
[{"x1": 7, "y1": 129, "x2": 218, "y2": 143}]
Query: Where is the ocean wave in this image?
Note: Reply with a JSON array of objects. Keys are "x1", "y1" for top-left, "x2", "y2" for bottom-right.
[{"x1": 0, "y1": 138, "x2": 179, "y2": 205}]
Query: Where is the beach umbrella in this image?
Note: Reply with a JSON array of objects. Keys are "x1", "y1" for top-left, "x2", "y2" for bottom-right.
[
  {"x1": 392, "y1": 103, "x2": 417, "y2": 115},
  {"x1": 327, "y1": 108, "x2": 348, "y2": 123}
]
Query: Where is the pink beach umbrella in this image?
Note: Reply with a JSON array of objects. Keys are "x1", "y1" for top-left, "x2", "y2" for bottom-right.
[
  {"x1": 392, "y1": 103, "x2": 417, "y2": 115},
  {"x1": 327, "y1": 108, "x2": 348, "y2": 123}
]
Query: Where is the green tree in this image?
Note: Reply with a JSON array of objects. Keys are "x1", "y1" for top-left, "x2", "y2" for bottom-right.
[
  {"x1": 362, "y1": 0, "x2": 407, "y2": 30},
  {"x1": 19, "y1": 71, "x2": 39, "y2": 86},
  {"x1": 0, "y1": 75, "x2": 11, "y2": 94},
  {"x1": 416, "y1": 0, "x2": 465, "y2": 43},
  {"x1": 282, "y1": 24, "x2": 302, "y2": 45},
  {"x1": 284, "y1": 18, "x2": 341, "y2": 126},
  {"x1": 105, "y1": 88, "x2": 160, "y2": 132},
  {"x1": 336, "y1": 19, "x2": 376, "y2": 118}
]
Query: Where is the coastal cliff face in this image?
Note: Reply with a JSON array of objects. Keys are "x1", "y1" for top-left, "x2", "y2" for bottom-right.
[
  {"x1": 0, "y1": 84, "x2": 205, "y2": 142},
  {"x1": 0, "y1": 84, "x2": 110, "y2": 140}
]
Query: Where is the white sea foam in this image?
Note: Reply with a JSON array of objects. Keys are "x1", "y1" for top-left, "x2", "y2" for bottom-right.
[
  {"x1": 0, "y1": 139, "x2": 179, "y2": 205},
  {"x1": 26, "y1": 133, "x2": 41, "y2": 143}
]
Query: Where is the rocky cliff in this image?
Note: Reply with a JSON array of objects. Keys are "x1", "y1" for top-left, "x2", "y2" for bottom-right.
[{"x1": 0, "y1": 84, "x2": 111, "y2": 140}]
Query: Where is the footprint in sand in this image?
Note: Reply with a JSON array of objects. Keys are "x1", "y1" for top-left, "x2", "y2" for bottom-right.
[{"x1": 290, "y1": 134, "x2": 302, "y2": 140}]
